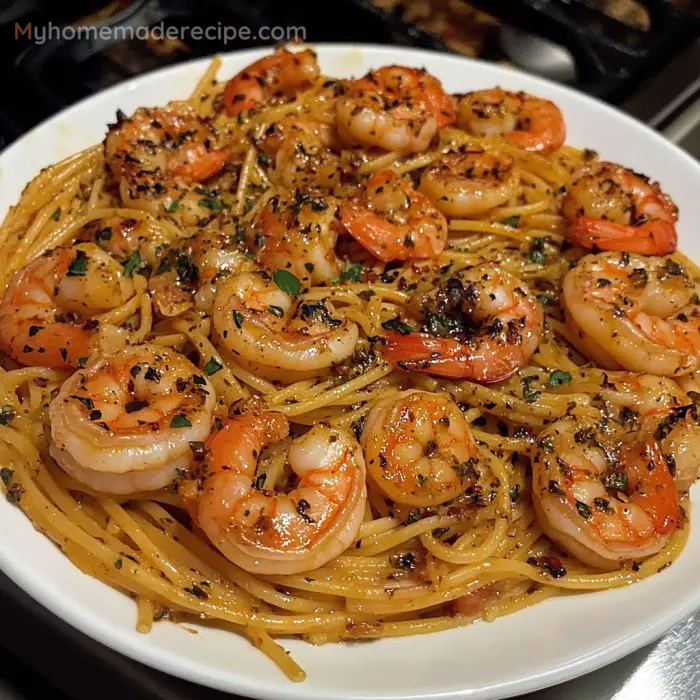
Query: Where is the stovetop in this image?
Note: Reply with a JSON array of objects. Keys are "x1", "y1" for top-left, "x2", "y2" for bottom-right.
[{"x1": 3, "y1": 1, "x2": 700, "y2": 699}]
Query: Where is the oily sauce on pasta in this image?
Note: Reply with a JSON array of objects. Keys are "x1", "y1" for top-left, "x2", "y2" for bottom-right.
[{"x1": 0, "y1": 48, "x2": 698, "y2": 682}]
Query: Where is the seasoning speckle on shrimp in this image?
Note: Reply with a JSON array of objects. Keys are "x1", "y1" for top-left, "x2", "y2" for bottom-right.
[
  {"x1": 0, "y1": 244, "x2": 134, "y2": 370},
  {"x1": 362, "y1": 390, "x2": 478, "y2": 506},
  {"x1": 191, "y1": 399, "x2": 367, "y2": 574},
  {"x1": 339, "y1": 170, "x2": 448, "y2": 262},
  {"x1": 337, "y1": 65, "x2": 455, "y2": 153},
  {"x1": 4, "y1": 48, "x2": 700, "y2": 680},
  {"x1": 563, "y1": 252, "x2": 700, "y2": 376},
  {"x1": 457, "y1": 88, "x2": 565, "y2": 154},
  {"x1": 384, "y1": 268, "x2": 544, "y2": 383},
  {"x1": 49, "y1": 344, "x2": 216, "y2": 493}
]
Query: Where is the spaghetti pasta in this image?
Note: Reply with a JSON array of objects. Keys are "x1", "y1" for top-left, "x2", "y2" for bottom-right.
[{"x1": 0, "y1": 48, "x2": 697, "y2": 684}]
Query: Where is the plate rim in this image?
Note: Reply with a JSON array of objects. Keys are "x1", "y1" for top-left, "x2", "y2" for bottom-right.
[{"x1": 0, "y1": 42, "x2": 699, "y2": 700}]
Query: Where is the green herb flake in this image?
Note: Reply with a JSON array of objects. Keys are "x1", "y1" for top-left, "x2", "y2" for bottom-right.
[
  {"x1": 575, "y1": 500, "x2": 592, "y2": 520},
  {"x1": 255, "y1": 473, "x2": 267, "y2": 489},
  {"x1": 596, "y1": 278, "x2": 611, "y2": 288},
  {"x1": 204, "y1": 357, "x2": 223, "y2": 376},
  {"x1": 51, "y1": 208, "x2": 61, "y2": 222},
  {"x1": 192, "y1": 374, "x2": 206, "y2": 386},
  {"x1": 340, "y1": 263, "x2": 362, "y2": 282},
  {"x1": 0, "y1": 467, "x2": 13, "y2": 487},
  {"x1": 155, "y1": 258, "x2": 171, "y2": 275},
  {"x1": 95, "y1": 227, "x2": 112, "y2": 241},
  {"x1": 269, "y1": 305, "x2": 284, "y2": 318},
  {"x1": 521, "y1": 376, "x2": 540, "y2": 403},
  {"x1": 233, "y1": 310, "x2": 244, "y2": 329},
  {"x1": 67, "y1": 250, "x2": 89, "y2": 277},
  {"x1": 549, "y1": 370, "x2": 572, "y2": 387},
  {"x1": 273, "y1": 269, "x2": 301, "y2": 297},
  {"x1": 502, "y1": 215, "x2": 520, "y2": 228},
  {"x1": 199, "y1": 197, "x2": 228, "y2": 212},
  {"x1": 170, "y1": 414, "x2": 192, "y2": 429},
  {"x1": 165, "y1": 200, "x2": 181, "y2": 213},
  {"x1": 114, "y1": 558, "x2": 123, "y2": 570},
  {"x1": 77, "y1": 357, "x2": 88, "y2": 369},
  {"x1": 510, "y1": 484, "x2": 520, "y2": 503},
  {"x1": 123, "y1": 250, "x2": 142, "y2": 277},
  {"x1": 536, "y1": 294, "x2": 552, "y2": 306},
  {"x1": 0, "y1": 404, "x2": 15, "y2": 426}
]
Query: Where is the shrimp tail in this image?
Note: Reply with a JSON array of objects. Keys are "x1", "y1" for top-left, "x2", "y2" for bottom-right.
[
  {"x1": 570, "y1": 217, "x2": 677, "y2": 255},
  {"x1": 383, "y1": 333, "x2": 519, "y2": 384}
]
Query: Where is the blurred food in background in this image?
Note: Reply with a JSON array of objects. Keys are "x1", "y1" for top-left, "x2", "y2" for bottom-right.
[{"x1": 368, "y1": 0, "x2": 693, "y2": 57}]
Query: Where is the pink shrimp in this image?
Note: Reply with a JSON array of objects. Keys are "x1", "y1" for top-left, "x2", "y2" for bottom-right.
[{"x1": 562, "y1": 161, "x2": 678, "y2": 255}]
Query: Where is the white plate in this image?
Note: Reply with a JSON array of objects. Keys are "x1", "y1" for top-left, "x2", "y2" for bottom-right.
[{"x1": 0, "y1": 44, "x2": 699, "y2": 700}]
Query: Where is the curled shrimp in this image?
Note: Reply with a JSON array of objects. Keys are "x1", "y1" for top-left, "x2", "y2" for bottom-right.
[
  {"x1": 192, "y1": 400, "x2": 367, "y2": 574},
  {"x1": 188, "y1": 228, "x2": 255, "y2": 314},
  {"x1": 78, "y1": 214, "x2": 172, "y2": 267},
  {"x1": 419, "y1": 149, "x2": 519, "y2": 217},
  {"x1": 457, "y1": 88, "x2": 565, "y2": 154},
  {"x1": 223, "y1": 48, "x2": 319, "y2": 116},
  {"x1": 0, "y1": 244, "x2": 135, "y2": 370},
  {"x1": 249, "y1": 190, "x2": 343, "y2": 286},
  {"x1": 213, "y1": 271, "x2": 358, "y2": 372},
  {"x1": 563, "y1": 252, "x2": 700, "y2": 376},
  {"x1": 384, "y1": 268, "x2": 543, "y2": 383},
  {"x1": 531, "y1": 417, "x2": 680, "y2": 569},
  {"x1": 257, "y1": 116, "x2": 343, "y2": 191},
  {"x1": 362, "y1": 390, "x2": 478, "y2": 506},
  {"x1": 339, "y1": 170, "x2": 448, "y2": 262},
  {"x1": 562, "y1": 162, "x2": 678, "y2": 255},
  {"x1": 336, "y1": 66, "x2": 455, "y2": 153},
  {"x1": 49, "y1": 344, "x2": 215, "y2": 493},
  {"x1": 104, "y1": 102, "x2": 230, "y2": 221}
]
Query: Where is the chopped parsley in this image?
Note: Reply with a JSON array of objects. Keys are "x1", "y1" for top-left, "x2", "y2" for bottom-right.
[
  {"x1": 67, "y1": 250, "x2": 89, "y2": 277},
  {"x1": 51, "y1": 208, "x2": 61, "y2": 221},
  {"x1": 232, "y1": 310, "x2": 244, "y2": 329},
  {"x1": 521, "y1": 376, "x2": 540, "y2": 403},
  {"x1": 204, "y1": 357, "x2": 223, "y2": 376},
  {"x1": 502, "y1": 215, "x2": 520, "y2": 228},
  {"x1": 165, "y1": 200, "x2": 181, "y2": 213},
  {"x1": 0, "y1": 467, "x2": 13, "y2": 487},
  {"x1": 170, "y1": 414, "x2": 192, "y2": 429},
  {"x1": 199, "y1": 197, "x2": 228, "y2": 212},
  {"x1": 596, "y1": 278, "x2": 611, "y2": 288},
  {"x1": 0, "y1": 404, "x2": 15, "y2": 426},
  {"x1": 549, "y1": 370, "x2": 572, "y2": 387},
  {"x1": 123, "y1": 250, "x2": 142, "y2": 277},
  {"x1": 273, "y1": 269, "x2": 300, "y2": 297}
]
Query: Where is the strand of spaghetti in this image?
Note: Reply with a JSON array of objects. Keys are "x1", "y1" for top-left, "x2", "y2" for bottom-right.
[
  {"x1": 136, "y1": 597, "x2": 155, "y2": 634},
  {"x1": 265, "y1": 378, "x2": 318, "y2": 405},
  {"x1": 274, "y1": 364, "x2": 393, "y2": 417},
  {"x1": 394, "y1": 152, "x2": 442, "y2": 175},
  {"x1": 420, "y1": 519, "x2": 509, "y2": 565},
  {"x1": 471, "y1": 429, "x2": 532, "y2": 453},
  {"x1": 447, "y1": 219, "x2": 538, "y2": 242},
  {"x1": 496, "y1": 199, "x2": 553, "y2": 219},
  {"x1": 352, "y1": 514, "x2": 457, "y2": 557},
  {"x1": 131, "y1": 287, "x2": 153, "y2": 343},
  {"x1": 173, "y1": 320, "x2": 247, "y2": 405},
  {"x1": 189, "y1": 56, "x2": 222, "y2": 103},
  {"x1": 93, "y1": 278, "x2": 146, "y2": 325},
  {"x1": 234, "y1": 146, "x2": 257, "y2": 215},
  {"x1": 139, "y1": 502, "x2": 340, "y2": 614},
  {"x1": 245, "y1": 627, "x2": 306, "y2": 683}
]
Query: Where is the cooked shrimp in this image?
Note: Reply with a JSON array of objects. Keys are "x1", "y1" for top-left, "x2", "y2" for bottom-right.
[
  {"x1": 562, "y1": 162, "x2": 678, "y2": 255},
  {"x1": 587, "y1": 373, "x2": 700, "y2": 492},
  {"x1": 223, "y1": 48, "x2": 320, "y2": 116},
  {"x1": 250, "y1": 190, "x2": 343, "y2": 286},
  {"x1": 336, "y1": 66, "x2": 455, "y2": 153},
  {"x1": 78, "y1": 214, "x2": 173, "y2": 267},
  {"x1": 188, "y1": 228, "x2": 255, "y2": 314},
  {"x1": 193, "y1": 400, "x2": 366, "y2": 574},
  {"x1": 384, "y1": 268, "x2": 543, "y2": 383},
  {"x1": 257, "y1": 116, "x2": 343, "y2": 191},
  {"x1": 0, "y1": 244, "x2": 135, "y2": 370},
  {"x1": 532, "y1": 417, "x2": 680, "y2": 569},
  {"x1": 49, "y1": 344, "x2": 215, "y2": 493},
  {"x1": 419, "y1": 149, "x2": 519, "y2": 217},
  {"x1": 104, "y1": 102, "x2": 230, "y2": 221},
  {"x1": 362, "y1": 390, "x2": 478, "y2": 506},
  {"x1": 339, "y1": 170, "x2": 448, "y2": 262},
  {"x1": 563, "y1": 252, "x2": 700, "y2": 376},
  {"x1": 457, "y1": 88, "x2": 565, "y2": 154},
  {"x1": 213, "y1": 271, "x2": 358, "y2": 371}
]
